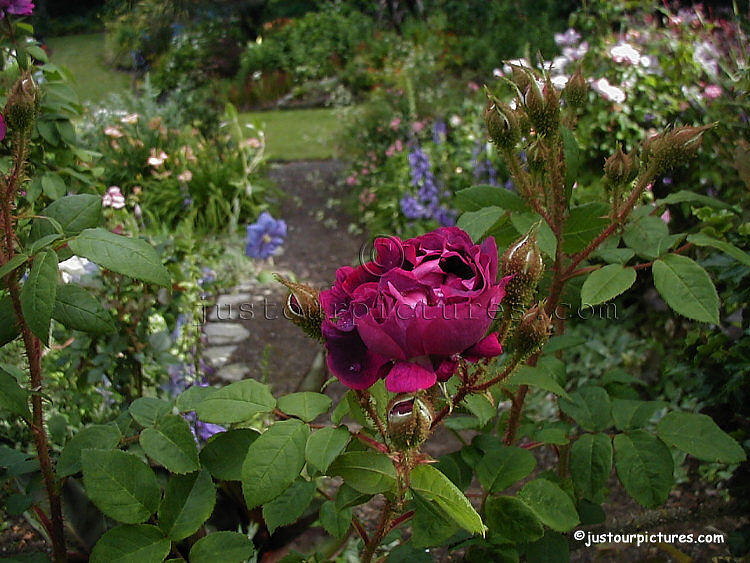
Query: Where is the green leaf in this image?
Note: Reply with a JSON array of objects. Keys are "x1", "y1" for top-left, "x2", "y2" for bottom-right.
[
  {"x1": 195, "y1": 379, "x2": 276, "y2": 424},
  {"x1": 0, "y1": 254, "x2": 28, "y2": 280},
  {"x1": 656, "y1": 190, "x2": 733, "y2": 211},
  {"x1": 526, "y1": 531, "x2": 569, "y2": 563},
  {"x1": 569, "y1": 433, "x2": 613, "y2": 500},
  {"x1": 652, "y1": 254, "x2": 719, "y2": 324},
  {"x1": 410, "y1": 492, "x2": 459, "y2": 548},
  {"x1": 484, "y1": 495, "x2": 544, "y2": 543},
  {"x1": 0, "y1": 296, "x2": 20, "y2": 347},
  {"x1": 189, "y1": 531, "x2": 255, "y2": 563},
  {"x1": 559, "y1": 386, "x2": 612, "y2": 432},
  {"x1": 612, "y1": 399, "x2": 666, "y2": 431},
  {"x1": 41, "y1": 173, "x2": 66, "y2": 200},
  {"x1": 462, "y1": 394, "x2": 496, "y2": 427},
  {"x1": 305, "y1": 426, "x2": 350, "y2": 473},
  {"x1": 457, "y1": 207, "x2": 505, "y2": 242},
  {"x1": 622, "y1": 216, "x2": 669, "y2": 259},
  {"x1": 319, "y1": 500, "x2": 351, "y2": 539},
  {"x1": 656, "y1": 412, "x2": 746, "y2": 463},
  {"x1": 26, "y1": 234, "x2": 63, "y2": 255},
  {"x1": 455, "y1": 185, "x2": 528, "y2": 213},
  {"x1": 508, "y1": 365, "x2": 570, "y2": 399},
  {"x1": 0, "y1": 369, "x2": 29, "y2": 419},
  {"x1": 53, "y1": 284, "x2": 115, "y2": 334},
  {"x1": 517, "y1": 479, "x2": 580, "y2": 532},
  {"x1": 200, "y1": 429, "x2": 258, "y2": 481},
  {"x1": 128, "y1": 397, "x2": 171, "y2": 427},
  {"x1": 277, "y1": 392, "x2": 332, "y2": 422},
  {"x1": 434, "y1": 452, "x2": 473, "y2": 491},
  {"x1": 687, "y1": 233, "x2": 750, "y2": 266},
  {"x1": 595, "y1": 247, "x2": 635, "y2": 264},
  {"x1": 262, "y1": 478, "x2": 316, "y2": 534},
  {"x1": 81, "y1": 449, "x2": 161, "y2": 523},
  {"x1": 158, "y1": 470, "x2": 216, "y2": 540},
  {"x1": 476, "y1": 446, "x2": 536, "y2": 493},
  {"x1": 542, "y1": 334, "x2": 586, "y2": 354},
  {"x1": 510, "y1": 212, "x2": 556, "y2": 258},
  {"x1": 613, "y1": 431, "x2": 674, "y2": 508},
  {"x1": 68, "y1": 228, "x2": 170, "y2": 286},
  {"x1": 36, "y1": 194, "x2": 102, "y2": 237},
  {"x1": 410, "y1": 465, "x2": 486, "y2": 536},
  {"x1": 57, "y1": 424, "x2": 121, "y2": 477},
  {"x1": 140, "y1": 414, "x2": 200, "y2": 474},
  {"x1": 90, "y1": 524, "x2": 170, "y2": 563},
  {"x1": 176, "y1": 384, "x2": 217, "y2": 412},
  {"x1": 20, "y1": 250, "x2": 58, "y2": 343},
  {"x1": 580, "y1": 264, "x2": 637, "y2": 306},
  {"x1": 563, "y1": 203, "x2": 608, "y2": 254},
  {"x1": 241, "y1": 419, "x2": 309, "y2": 509},
  {"x1": 328, "y1": 451, "x2": 397, "y2": 495},
  {"x1": 335, "y1": 483, "x2": 372, "y2": 510}
]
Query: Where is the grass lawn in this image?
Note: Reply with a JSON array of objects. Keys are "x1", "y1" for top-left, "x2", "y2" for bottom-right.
[
  {"x1": 46, "y1": 33, "x2": 130, "y2": 104},
  {"x1": 239, "y1": 108, "x2": 341, "y2": 160}
]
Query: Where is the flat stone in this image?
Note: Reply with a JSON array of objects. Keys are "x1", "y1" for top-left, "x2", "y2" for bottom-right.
[
  {"x1": 203, "y1": 345, "x2": 237, "y2": 367},
  {"x1": 204, "y1": 323, "x2": 250, "y2": 345},
  {"x1": 215, "y1": 363, "x2": 251, "y2": 382}
]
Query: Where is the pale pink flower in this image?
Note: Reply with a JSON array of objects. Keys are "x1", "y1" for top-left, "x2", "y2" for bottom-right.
[
  {"x1": 120, "y1": 113, "x2": 139, "y2": 125},
  {"x1": 610, "y1": 42, "x2": 642, "y2": 65},
  {"x1": 467, "y1": 81, "x2": 480, "y2": 92},
  {"x1": 147, "y1": 149, "x2": 168, "y2": 167},
  {"x1": 394, "y1": 139, "x2": 403, "y2": 152},
  {"x1": 102, "y1": 186, "x2": 126, "y2": 209},
  {"x1": 243, "y1": 137, "x2": 262, "y2": 148},
  {"x1": 660, "y1": 210, "x2": 671, "y2": 224},
  {"x1": 346, "y1": 175, "x2": 358, "y2": 186},
  {"x1": 411, "y1": 121, "x2": 425, "y2": 133},
  {"x1": 703, "y1": 84, "x2": 722, "y2": 100},
  {"x1": 389, "y1": 118, "x2": 401, "y2": 131},
  {"x1": 592, "y1": 78, "x2": 626, "y2": 104},
  {"x1": 104, "y1": 126, "x2": 123, "y2": 138},
  {"x1": 177, "y1": 170, "x2": 193, "y2": 183},
  {"x1": 385, "y1": 144, "x2": 396, "y2": 158}
]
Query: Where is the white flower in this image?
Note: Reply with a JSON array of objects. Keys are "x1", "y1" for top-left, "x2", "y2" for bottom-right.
[
  {"x1": 551, "y1": 56, "x2": 569, "y2": 75},
  {"x1": 147, "y1": 149, "x2": 168, "y2": 167},
  {"x1": 102, "y1": 186, "x2": 126, "y2": 209},
  {"x1": 58, "y1": 256, "x2": 98, "y2": 283},
  {"x1": 562, "y1": 41, "x2": 588, "y2": 61},
  {"x1": 493, "y1": 68, "x2": 503, "y2": 78},
  {"x1": 449, "y1": 114, "x2": 462, "y2": 127},
  {"x1": 693, "y1": 41, "x2": 719, "y2": 78},
  {"x1": 551, "y1": 75, "x2": 569, "y2": 89},
  {"x1": 104, "y1": 126, "x2": 123, "y2": 138},
  {"x1": 610, "y1": 42, "x2": 642, "y2": 65},
  {"x1": 592, "y1": 78, "x2": 626, "y2": 104},
  {"x1": 177, "y1": 170, "x2": 193, "y2": 183}
]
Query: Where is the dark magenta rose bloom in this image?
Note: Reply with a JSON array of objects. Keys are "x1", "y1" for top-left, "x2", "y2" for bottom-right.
[
  {"x1": 0, "y1": 0, "x2": 35, "y2": 16},
  {"x1": 320, "y1": 227, "x2": 510, "y2": 393}
]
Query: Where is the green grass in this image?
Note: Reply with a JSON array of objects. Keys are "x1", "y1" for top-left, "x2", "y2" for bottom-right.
[
  {"x1": 46, "y1": 33, "x2": 130, "y2": 104},
  {"x1": 239, "y1": 108, "x2": 341, "y2": 160}
]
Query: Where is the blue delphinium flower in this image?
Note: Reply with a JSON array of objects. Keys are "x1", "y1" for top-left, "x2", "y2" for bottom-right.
[
  {"x1": 432, "y1": 120, "x2": 447, "y2": 144},
  {"x1": 402, "y1": 146, "x2": 452, "y2": 223},
  {"x1": 245, "y1": 211, "x2": 287, "y2": 259}
]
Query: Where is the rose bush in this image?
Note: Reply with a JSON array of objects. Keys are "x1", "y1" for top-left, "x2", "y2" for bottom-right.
[{"x1": 320, "y1": 226, "x2": 510, "y2": 393}]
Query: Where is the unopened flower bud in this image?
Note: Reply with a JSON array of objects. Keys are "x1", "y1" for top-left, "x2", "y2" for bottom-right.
[
  {"x1": 524, "y1": 77, "x2": 559, "y2": 137},
  {"x1": 562, "y1": 68, "x2": 587, "y2": 108},
  {"x1": 642, "y1": 124, "x2": 714, "y2": 176},
  {"x1": 510, "y1": 64, "x2": 531, "y2": 93},
  {"x1": 513, "y1": 304, "x2": 552, "y2": 360},
  {"x1": 604, "y1": 144, "x2": 636, "y2": 186},
  {"x1": 485, "y1": 96, "x2": 520, "y2": 150},
  {"x1": 4, "y1": 72, "x2": 39, "y2": 135},
  {"x1": 501, "y1": 230, "x2": 545, "y2": 315},
  {"x1": 275, "y1": 275, "x2": 322, "y2": 340},
  {"x1": 387, "y1": 394, "x2": 433, "y2": 450}
]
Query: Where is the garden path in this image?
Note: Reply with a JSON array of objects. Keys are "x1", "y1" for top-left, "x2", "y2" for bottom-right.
[{"x1": 202, "y1": 160, "x2": 365, "y2": 396}]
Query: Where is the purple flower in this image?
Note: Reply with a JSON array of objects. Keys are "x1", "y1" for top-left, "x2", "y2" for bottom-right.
[
  {"x1": 0, "y1": 114, "x2": 5, "y2": 141},
  {"x1": 554, "y1": 29, "x2": 581, "y2": 47},
  {"x1": 245, "y1": 211, "x2": 287, "y2": 259},
  {"x1": 432, "y1": 120, "x2": 447, "y2": 144},
  {"x1": 0, "y1": 0, "x2": 34, "y2": 17},
  {"x1": 320, "y1": 228, "x2": 512, "y2": 393}
]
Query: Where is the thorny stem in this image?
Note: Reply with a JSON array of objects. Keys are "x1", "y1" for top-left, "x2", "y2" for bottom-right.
[
  {"x1": 356, "y1": 390, "x2": 390, "y2": 448},
  {"x1": 1, "y1": 138, "x2": 67, "y2": 561},
  {"x1": 361, "y1": 498, "x2": 395, "y2": 563}
]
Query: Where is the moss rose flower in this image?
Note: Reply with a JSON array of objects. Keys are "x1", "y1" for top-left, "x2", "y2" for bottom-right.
[{"x1": 321, "y1": 227, "x2": 510, "y2": 393}]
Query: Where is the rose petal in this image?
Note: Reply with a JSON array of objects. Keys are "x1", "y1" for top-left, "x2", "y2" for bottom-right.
[
  {"x1": 435, "y1": 357, "x2": 459, "y2": 381},
  {"x1": 464, "y1": 333, "x2": 503, "y2": 362},
  {"x1": 323, "y1": 323, "x2": 387, "y2": 389},
  {"x1": 385, "y1": 361, "x2": 437, "y2": 393}
]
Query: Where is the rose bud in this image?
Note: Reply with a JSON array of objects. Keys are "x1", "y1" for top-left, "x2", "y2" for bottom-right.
[
  {"x1": 4, "y1": 72, "x2": 39, "y2": 135},
  {"x1": 485, "y1": 96, "x2": 520, "y2": 150},
  {"x1": 387, "y1": 394, "x2": 434, "y2": 450},
  {"x1": 275, "y1": 274, "x2": 322, "y2": 340},
  {"x1": 562, "y1": 68, "x2": 587, "y2": 108},
  {"x1": 604, "y1": 144, "x2": 637, "y2": 186},
  {"x1": 513, "y1": 304, "x2": 552, "y2": 361},
  {"x1": 642, "y1": 124, "x2": 714, "y2": 176},
  {"x1": 501, "y1": 229, "x2": 545, "y2": 316}
]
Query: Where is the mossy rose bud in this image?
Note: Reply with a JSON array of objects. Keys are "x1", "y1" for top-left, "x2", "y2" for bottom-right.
[
  {"x1": 604, "y1": 144, "x2": 637, "y2": 186},
  {"x1": 562, "y1": 68, "x2": 587, "y2": 108},
  {"x1": 513, "y1": 304, "x2": 552, "y2": 360},
  {"x1": 485, "y1": 96, "x2": 520, "y2": 150},
  {"x1": 501, "y1": 230, "x2": 544, "y2": 315},
  {"x1": 387, "y1": 394, "x2": 433, "y2": 449},
  {"x1": 3, "y1": 72, "x2": 39, "y2": 135},
  {"x1": 276, "y1": 275, "x2": 322, "y2": 340},
  {"x1": 642, "y1": 124, "x2": 714, "y2": 176}
]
